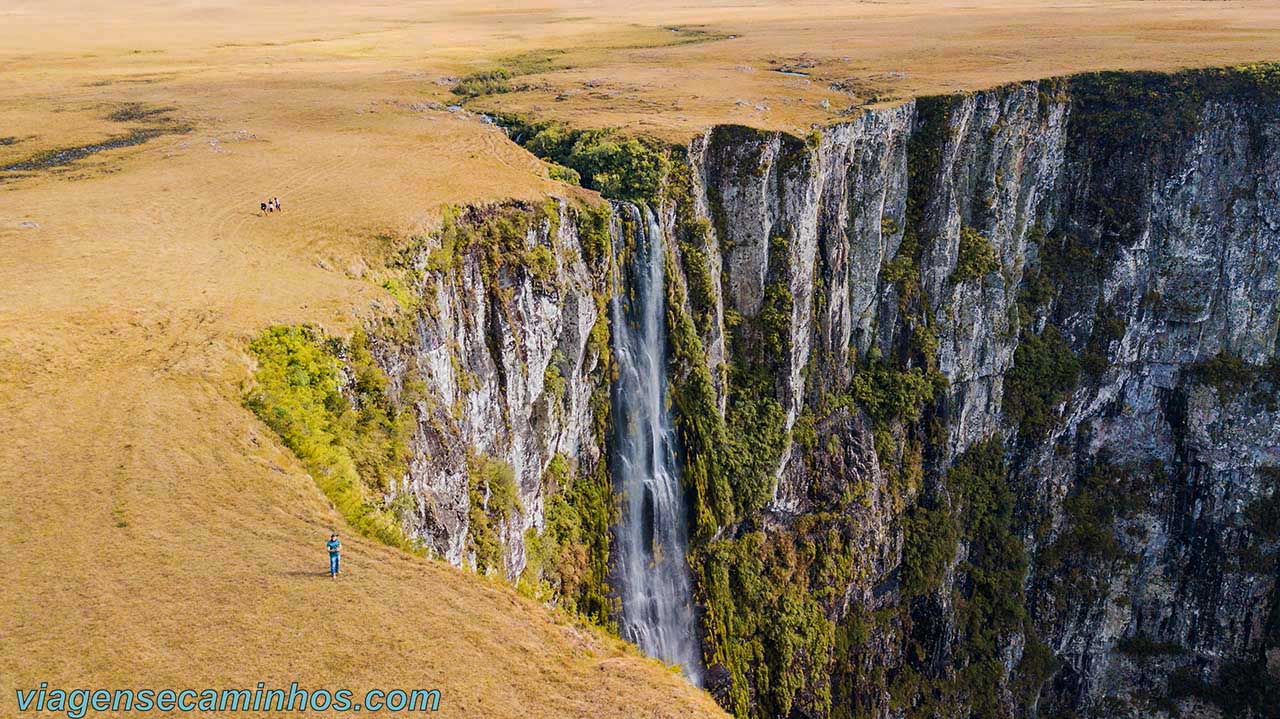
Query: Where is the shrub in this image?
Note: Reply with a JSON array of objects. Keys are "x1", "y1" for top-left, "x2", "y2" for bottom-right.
[
  {"x1": 1038, "y1": 459, "x2": 1143, "y2": 604},
  {"x1": 467, "y1": 454, "x2": 520, "y2": 575},
  {"x1": 882, "y1": 94, "x2": 951, "y2": 308},
  {"x1": 892, "y1": 439, "x2": 1034, "y2": 717},
  {"x1": 572, "y1": 203, "x2": 611, "y2": 269},
  {"x1": 518, "y1": 453, "x2": 615, "y2": 625},
  {"x1": 947, "y1": 440, "x2": 1029, "y2": 705},
  {"x1": 759, "y1": 236, "x2": 794, "y2": 359},
  {"x1": 245, "y1": 326, "x2": 419, "y2": 553},
  {"x1": 881, "y1": 247, "x2": 919, "y2": 308},
  {"x1": 451, "y1": 69, "x2": 513, "y2": 98},
  {"x1": 564, "y1": 131, "x2": 668, "y2": 201},
  {"x1": 1013, "y1": 633, "x2": 1059, "y2": 702},
  {"x1": 900, "y1": 500, "x2": 959, "y2": 594},
  {"x1": 380, "y1": 276, "x2": 418, "y2": 311},
  {"x1": 951, "y1": 226, "x2": 999, "y2": 283},
  {"x1": 542, "y1": 350, "x2": 567, "y2": 408},
  {"x1": 723, "y1": 392, "x2": 788, "y2": 516},
  {"x1": 498, "y1": 115, "x2": 670, "y2": 202},
  {"x1": 1189, "y1": 351, "x2": 1257, "y2": 398},
  {"x1": 1168, "y1": 658, "x2": 1280, "y2": 716},
  {"x1": 1116, "y1": 634, "x2": 1184, "y2": 657},
  {"x1": 1004, "y1": 324, "x2": 1080, "y2": 441},
  {"x1": 677, "y1": 224, "x2": 717, "y2": 335},
  {"x1": 851, "y1": 359, "x2": 939, "y2": 425},
  {"x1": 667, "y1": 282, "x2": 736, "y2": 539},
  {"x1": 699, "y1": 531, "x2": 837, "y2": 719},
  {"x1": 451, "y1": 51, "x2": 571, "y2": 100},
  {"x1": 524, "y1": 245, "x2": 557, "y2": 286},
  {"x1": 424, "y1": 201, "x2": 565, "y2": 290},
  {"x1": 1081, "y1": 305, "x2": 1125, "y2": 377},
  {"x1": 545, "y1": 161, "x2": 581, "y2": 185},
  {"x1": 881, "y1": 215, "x2": 900, "y2": 238}
]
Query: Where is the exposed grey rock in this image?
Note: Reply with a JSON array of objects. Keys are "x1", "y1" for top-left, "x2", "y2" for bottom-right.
[
  {"x1": 671, "y1": 79, "x2": 1278, "y2": 717},
  {"x1": 372, "y1": 74, "x2": 1278, "y2": 719},
  {"x1": 376, "y1": 200, "x2": 610, "y2": 577}
]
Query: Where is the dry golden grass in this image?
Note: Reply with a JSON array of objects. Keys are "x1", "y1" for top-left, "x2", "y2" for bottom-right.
[
  {"x1": 465, "y1": 0, "x2": 1280, "y2": 138},
  {"x1": 3, "y1": 0, "x2": 1280, "y2": 716}
]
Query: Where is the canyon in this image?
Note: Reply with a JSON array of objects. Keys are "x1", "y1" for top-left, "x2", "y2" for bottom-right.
[
  {"x1": 339, "y1": 67, "x2": 1280, "y2": 718},
  {"x1": 11, "y1": 4, "x2": 1280, "y2": 718}
]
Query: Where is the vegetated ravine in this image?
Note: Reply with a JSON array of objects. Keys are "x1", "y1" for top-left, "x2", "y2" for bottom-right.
[{"x1": 247, "y1": 65, "x2": 1280, "y2": 719}]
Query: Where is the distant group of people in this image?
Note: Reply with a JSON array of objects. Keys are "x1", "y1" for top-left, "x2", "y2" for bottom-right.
[{"x1": 260, "y1": 196, "x2": 283, "y2": 214}]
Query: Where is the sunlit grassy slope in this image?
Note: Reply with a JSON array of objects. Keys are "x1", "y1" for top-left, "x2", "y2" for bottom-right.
[{"x1": 4, "y1": 0, "x2": 1280, "y2": 716}]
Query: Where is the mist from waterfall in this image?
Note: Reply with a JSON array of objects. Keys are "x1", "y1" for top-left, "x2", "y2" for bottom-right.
[{"x1": 610, "y1": 202, "x2": 703, "y2": 686}]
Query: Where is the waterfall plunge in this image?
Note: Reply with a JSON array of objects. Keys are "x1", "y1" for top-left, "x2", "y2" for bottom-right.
[{"x1": 610, "y1": 203, "x2": 703, "y2": 685}]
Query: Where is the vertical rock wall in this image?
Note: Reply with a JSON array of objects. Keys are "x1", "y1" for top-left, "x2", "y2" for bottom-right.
[
  {"x1": 372, "y1": 68, "x2": 1280, "y2": 718},
  {"x1": 665, "y1": 71, "x2": 1279, "y2": 718}
]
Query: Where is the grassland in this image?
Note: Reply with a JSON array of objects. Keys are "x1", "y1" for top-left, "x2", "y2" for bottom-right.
[{"x1": 3, "y1": 0, "x2": 1280, "y2": 716}]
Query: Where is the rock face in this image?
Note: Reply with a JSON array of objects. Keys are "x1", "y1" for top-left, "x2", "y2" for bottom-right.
[
  {"x1": 663, "y1": 72, "x2": 1279, "y2": 718},
  {"x1": 376, "y1": 69, "x2": 1280, "y2": 718},
  {"x1": 374, "y1": 202, "x2": 611, "y2": 576}
]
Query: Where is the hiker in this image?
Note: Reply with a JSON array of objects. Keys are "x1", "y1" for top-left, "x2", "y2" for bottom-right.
[
  {"x1": 327, "y1": 532, "x2": 341, "y2": 578},
  {"x1": 273, "y1": 196, "x2": 282, "y2": 212},
  {"x1": 260, "y1": 201, "x2": 268, "y2": 214}
]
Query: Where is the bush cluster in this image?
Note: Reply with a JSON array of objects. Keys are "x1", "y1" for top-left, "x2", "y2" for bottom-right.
[
  {"x1": 467, "y1": 454, "x2": 519, "y2": 575},
  {"x1": 451, "y1": 69, "x2": 513, "y2": 98},
  {"x1": 893, "y1": 440, "x2": 1036, "y2": 718},
  {"x1": 1003, "y1": 324, "x2": 1080, "y2": 441},
  {"x1": 951, "y1": 226, "x2": 1000, "y2": 284},
  {"x1": 499, "y1": 115, "x2": 670, "y2": 202},
  {"x1": 520, "y1": 454, "x2": 617, "y2": 626},
  {"x1": 245, "y1": 326, "x2": 420, "y2": 553}
]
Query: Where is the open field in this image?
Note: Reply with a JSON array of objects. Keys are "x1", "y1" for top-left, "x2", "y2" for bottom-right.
[{"x1": 4, "y1": 0, "x2": 1280, "y2": 716}]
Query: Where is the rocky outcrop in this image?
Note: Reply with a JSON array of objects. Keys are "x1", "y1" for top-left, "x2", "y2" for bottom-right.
[{"x1": 374, "y1": 201, "x2": 612, "y2": 578}]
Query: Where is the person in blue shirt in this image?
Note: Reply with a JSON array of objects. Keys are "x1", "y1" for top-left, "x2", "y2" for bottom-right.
[{"x1": 327, "y1": 532, "x2": 341, "y2": 578}]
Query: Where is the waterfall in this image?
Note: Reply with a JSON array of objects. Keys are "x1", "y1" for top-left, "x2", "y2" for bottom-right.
[{"x1": 610, "y1": 202, "x2": 704, "y2": 685}]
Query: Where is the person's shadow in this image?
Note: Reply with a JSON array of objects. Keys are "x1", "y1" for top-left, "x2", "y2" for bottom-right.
[{"x1": 282, "y1": 569, "x2": 332, "y2": 578}]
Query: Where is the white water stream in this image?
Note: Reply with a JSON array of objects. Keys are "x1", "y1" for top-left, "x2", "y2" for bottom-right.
[{"x1": 610, "y1": 203, "x2": 703, "y2": 685}]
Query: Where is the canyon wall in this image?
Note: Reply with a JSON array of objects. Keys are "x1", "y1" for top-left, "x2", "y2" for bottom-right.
[{"x1": 372, "y1": 68, "x2": 1280, "y2": 718}]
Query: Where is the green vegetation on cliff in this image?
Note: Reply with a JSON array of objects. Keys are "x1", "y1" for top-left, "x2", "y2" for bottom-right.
[
  {"x1": 951, "y1": 226, "x2": 1000, "y2": 284},
  {"x1": 468, "y1": 454, "x2": 519, "y2": 575},
  {"x1": 901, "y1": 499, "x2": 958, "y2": 596},
  {"x1": 419, "y1": 199, "x2": 567, "y2": 290},
  {"x1": 372, "y1": 201, "x2": 621, "y2": 625},
  {"x1": 663, "y1": 150, "x2": 841, "y2": 718},
  {"x1": 883, "y1": 95, "x2": 952, "y2": 308},
  {"x1": 893, "y1": 439, "x2": 1039, "y2": 719},
  {"x1": 702, "y1": 531, "x2": 836, "y2": 718},
  {"x1": 1038, "y1": 457, "x2": 1144, "y2": 598},
  {"x1": 245, "y1": 326, "x2": 421, "y2": 553},
  {"x1": 521, "y1": 451, "x2": 619, "y2": 627},
  {"x1": 850, "y1": 359, "x2": 939, "y2": 426},
  {"x1": 495, "y1": 66, "x2": 1280, "y2": 719},
  {"x1": 721, "y1": 233, "x2": 793, "y2": 517},
  {"x1": 1003, "y1": 324, "x2": 1080, "y2": 441},
  {"x1": 498, "y1": 115, "x2": 671, "y2": 202}
]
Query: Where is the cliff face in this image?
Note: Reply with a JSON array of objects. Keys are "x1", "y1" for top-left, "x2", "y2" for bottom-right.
[
  {"x1": 371, "y1": 202, "x2": 613, "y2": 578},
  {"x1": 371, "y1": 68, "x2": 1280, "y2": 718},
  {"x1": 666, "y1": 70, "x2": 1279, "y2": 718}
]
